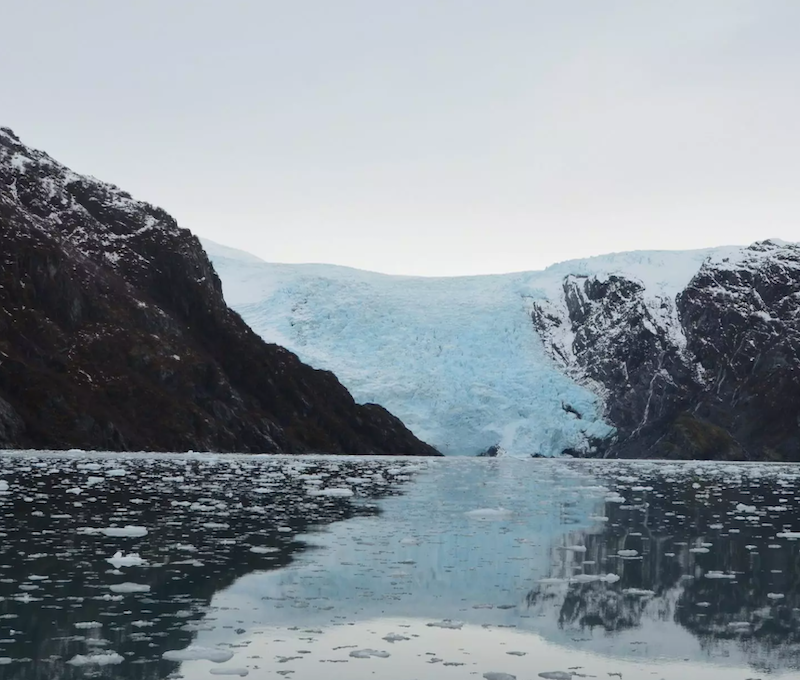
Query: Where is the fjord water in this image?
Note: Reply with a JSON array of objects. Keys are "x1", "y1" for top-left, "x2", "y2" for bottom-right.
[{"x1": 1, "y1": 454, "x2": 800, "y2": 679}]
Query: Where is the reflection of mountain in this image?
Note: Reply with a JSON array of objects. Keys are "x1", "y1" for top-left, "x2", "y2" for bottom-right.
[
  {"x1": 0, "y1": 453, "x2": 423, "y2": 679},
  {"x1": 526, "y1": 462, "x2": 800, "y2": 672}
]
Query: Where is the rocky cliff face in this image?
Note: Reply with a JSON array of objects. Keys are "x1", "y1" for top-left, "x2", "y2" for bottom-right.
[
  {"x1": 533, "y1": 240, "x2": 800, "y2": 460},
  {"x1": 0, "y1": 128, "x2": 438, "y2": 455}
]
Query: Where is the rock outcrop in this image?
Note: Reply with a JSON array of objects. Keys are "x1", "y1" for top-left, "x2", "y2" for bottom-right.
[
  {"x1": 0, "y1": 127, "x2": 439, "y2": 455},
  {"x1": 533, "y1": 240, "x2": 800, "y2": 460}
]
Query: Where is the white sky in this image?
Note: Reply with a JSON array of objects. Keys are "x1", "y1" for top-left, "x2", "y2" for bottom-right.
[{"x1": 4, "y1": 0, "x2": 800, "y2": 275}]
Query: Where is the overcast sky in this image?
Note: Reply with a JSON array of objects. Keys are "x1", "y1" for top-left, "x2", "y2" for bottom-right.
[{"x1": 4, "y1": 1, "x2": 800, "y2": 275}]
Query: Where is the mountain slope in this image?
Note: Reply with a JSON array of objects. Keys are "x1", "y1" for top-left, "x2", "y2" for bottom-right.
[
  {"x1": 0, "y1": 128, "x2": 438, "y2": 455},
  {"x1": 206, "y1": 239, "x2": 800, "y2": 460}
]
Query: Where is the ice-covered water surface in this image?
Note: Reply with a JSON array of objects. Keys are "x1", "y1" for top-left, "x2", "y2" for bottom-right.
[{"x1": 2, "y1": 454, "x2": 800, "y2": 679}]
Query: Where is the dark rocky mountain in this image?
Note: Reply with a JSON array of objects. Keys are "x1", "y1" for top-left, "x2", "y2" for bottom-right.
[
  {"x1": 0, "y1": 127, "x2": 438, "y2": 455},
  {"x1": 533, "y1": 240, "x2": 800, "y2": 460}
]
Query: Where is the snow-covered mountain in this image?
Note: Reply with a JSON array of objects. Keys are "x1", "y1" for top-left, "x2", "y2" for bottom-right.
[
  {"x1": 0, "y1": 128, "x2": 437, "y2": 455},
  {"x1": 205, "y1": 239, "x2": 800, "y2": 460}
]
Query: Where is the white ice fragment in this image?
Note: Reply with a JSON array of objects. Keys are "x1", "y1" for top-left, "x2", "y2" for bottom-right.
[
  {"x1": 106, "y1": 552, "x2": 148, "y2": 568},
  {"x1": 617, "y1": 549, "x2": 638, "y2": 558},
  {"x1": 776, "y1": 531, "x2": 800, "y2": 539},
  {"x1": 162, "y1": 646, "x2": 234, "y2": 663},
  {"x1": 209, "y1": 669, "x2": 249, "y2": 677},
  {"x1": 309, "y1": 487, "x2": 354, "y2": 497},
  {"x1": 249, "y1": 546, "x2": 280, "y2": 554},
  {"x1": 464, "y1": 507, "x2": 513, "y2": 519},
  {"x1": 105, "y1": 469, "x2": 128, "y2": 477},
  {"x1": 623, "y1": 588, "x2": 655, "y2": 596},
  {"x1": 108, "y1": 582, "x2": 150, "y2": 593},
  {"x1": 67, "y1": 652, "x2": 124, "y2": 666},
  {"x1": 538, "y1": 673, "x2": 573, "y2": 680},
  {"x1": 705, "y1": 571, "x2": 736, "y2": 579},
  {"x1": 484, "y1": 674, "x2": 516, "y2": 680},
  {"x1": 350, "y1": 649, "x2": 391, "y2": 659},
  {"x1": 102, "y1": 526, "x2": 148, "y2": 538},
  {"x1": 736, "y1": 503, "x2": 758, "y2": 513},
  {"x1": 382, "y1": 633, "x2": 410, "y2": 643},
  {"x1": 74, "y1": 621, "x2": 103, "y2": 629},
  {"x1": 427, "y1": 620, "x2": 464, "y2": 629}
]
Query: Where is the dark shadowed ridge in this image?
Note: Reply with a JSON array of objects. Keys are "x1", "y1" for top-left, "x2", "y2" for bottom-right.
[{"x1": 0, "y1": 127, "x2": 439, "y2": 455}]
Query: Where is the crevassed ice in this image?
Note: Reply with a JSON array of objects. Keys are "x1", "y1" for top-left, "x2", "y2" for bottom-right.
[{"x1": 204, "y1": 239, "x2": 745, "y2": 456}]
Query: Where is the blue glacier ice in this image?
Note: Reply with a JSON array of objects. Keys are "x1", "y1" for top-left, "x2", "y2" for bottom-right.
[{"x1": 204, "y1": 239, "x2": 736, "y2": 456}]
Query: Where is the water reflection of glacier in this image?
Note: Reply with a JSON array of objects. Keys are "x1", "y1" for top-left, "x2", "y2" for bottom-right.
[
  {"x1": 195, "y1": 459, "x2": 800, "y2": 676},
  {"x1": 221, "y1": 459, "x2": 605, "y2": 616}
]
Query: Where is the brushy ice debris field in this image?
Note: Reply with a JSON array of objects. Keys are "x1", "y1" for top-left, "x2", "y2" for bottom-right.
[{"x1": 2, "y1": 452, "x2": 800, "y2": 679}]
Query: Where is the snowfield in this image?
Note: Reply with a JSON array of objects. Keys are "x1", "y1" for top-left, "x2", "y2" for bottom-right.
[{"x1": 203, "y1": 239, "x2": 745, "y2": 456}]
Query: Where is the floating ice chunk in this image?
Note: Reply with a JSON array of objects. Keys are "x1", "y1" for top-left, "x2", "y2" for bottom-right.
[
  {"x1": 209, "y1": 669, "x2": 249, "y2": 677},
  {"x1": 623, "y1": 588, "x2": 655, "y2": 596},
  {"x1": 0, "y1": 658, "x2": 11, "y2": 665},
  {"x1": 309, "y1": 487, "x2": 354, "y2": 497},
  {"x1": 162, "y1": 646, "x2": 234, "y2": 663},
  {"x1": 736, "y1": 503, "x2": 757, "y2": 513},
  {"x1": 705, "y1": 571, "x2": 736, "y2": 579},
  {"x1": 74, "y1": 621, "x2": 103, "y2": 629},
  {"x1": 464, "y1": 507, "x2": 512, "y2": 519},
  {"x1": 776, "y1": 531, "x2": 800, "y2": 539},
  {"x1": 106, "y1": 552, "x2": 147, "y2": 568},
  {"x1": 349, "y1": 649, "x2": 390, "y2": 659},
  {"x1": 484, "y1": 674, "x2": 516, "y2": 680},
  {"x1": 0, "y1": 480, "x2": 9, "y2": 492},
  {"x1": 617, "y1": 549, "x2": 638, "y2": 558},
  {"x1": 102, "y1": 526, "x2": 148, "y2": 538},
  {"x1": 106, "y1": 469, "x2": 128, "y2": 477},
  {"x1": 382, "y1": 633, "x2": 410, "y2": 643},
  {"x1": 249, "y1": 546, "x2": 280, "y2": 554},
  {"x1": 67, "y1": 652, "x2": 124, "y2": 666},
  {"x1": 728, "y1": 621, "x2": 751, "y2": 631},
  {"x1": 538, "y1": 673, "x2": 573, "y2": 680},
  {"x1": 768, "y1": 592, "x2": 785, "y2": 600},
  {"x1": 109, "y1": 582, "x2": 150, "y2": 593},
  {"x1": 427, "y1": 620, "x2": 464, "y2": 629},
  {"x1": 572, "y1": 573, "x2": 620, "y2": 583}
]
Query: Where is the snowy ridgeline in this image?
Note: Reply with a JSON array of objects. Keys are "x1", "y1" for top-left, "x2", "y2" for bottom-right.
[{"x1": 202, "y1": 239, "x2": 750, "y2": 457}]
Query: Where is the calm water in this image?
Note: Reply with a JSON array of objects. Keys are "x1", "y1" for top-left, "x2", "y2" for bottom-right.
[{"x1": 1, "y1": 453, "x2": 800, "y2": 679}]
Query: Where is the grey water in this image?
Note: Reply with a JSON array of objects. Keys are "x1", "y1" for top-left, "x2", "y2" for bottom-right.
[{"x1": 1, "y1": 453, "x2": 800, "y2": 679}]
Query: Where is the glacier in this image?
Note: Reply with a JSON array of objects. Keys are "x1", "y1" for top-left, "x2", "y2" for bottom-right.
[{"x1": 203, "y1": 239, "x2": 741, "y2": 456}]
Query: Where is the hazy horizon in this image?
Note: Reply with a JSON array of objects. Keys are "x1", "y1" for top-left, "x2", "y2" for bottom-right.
[
  {"x1": 5, "y1": 1, "x2": 800, "y2": 276},
  {"x1": 201, "y1": 234, "x2": 791, "y2": 278}
]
